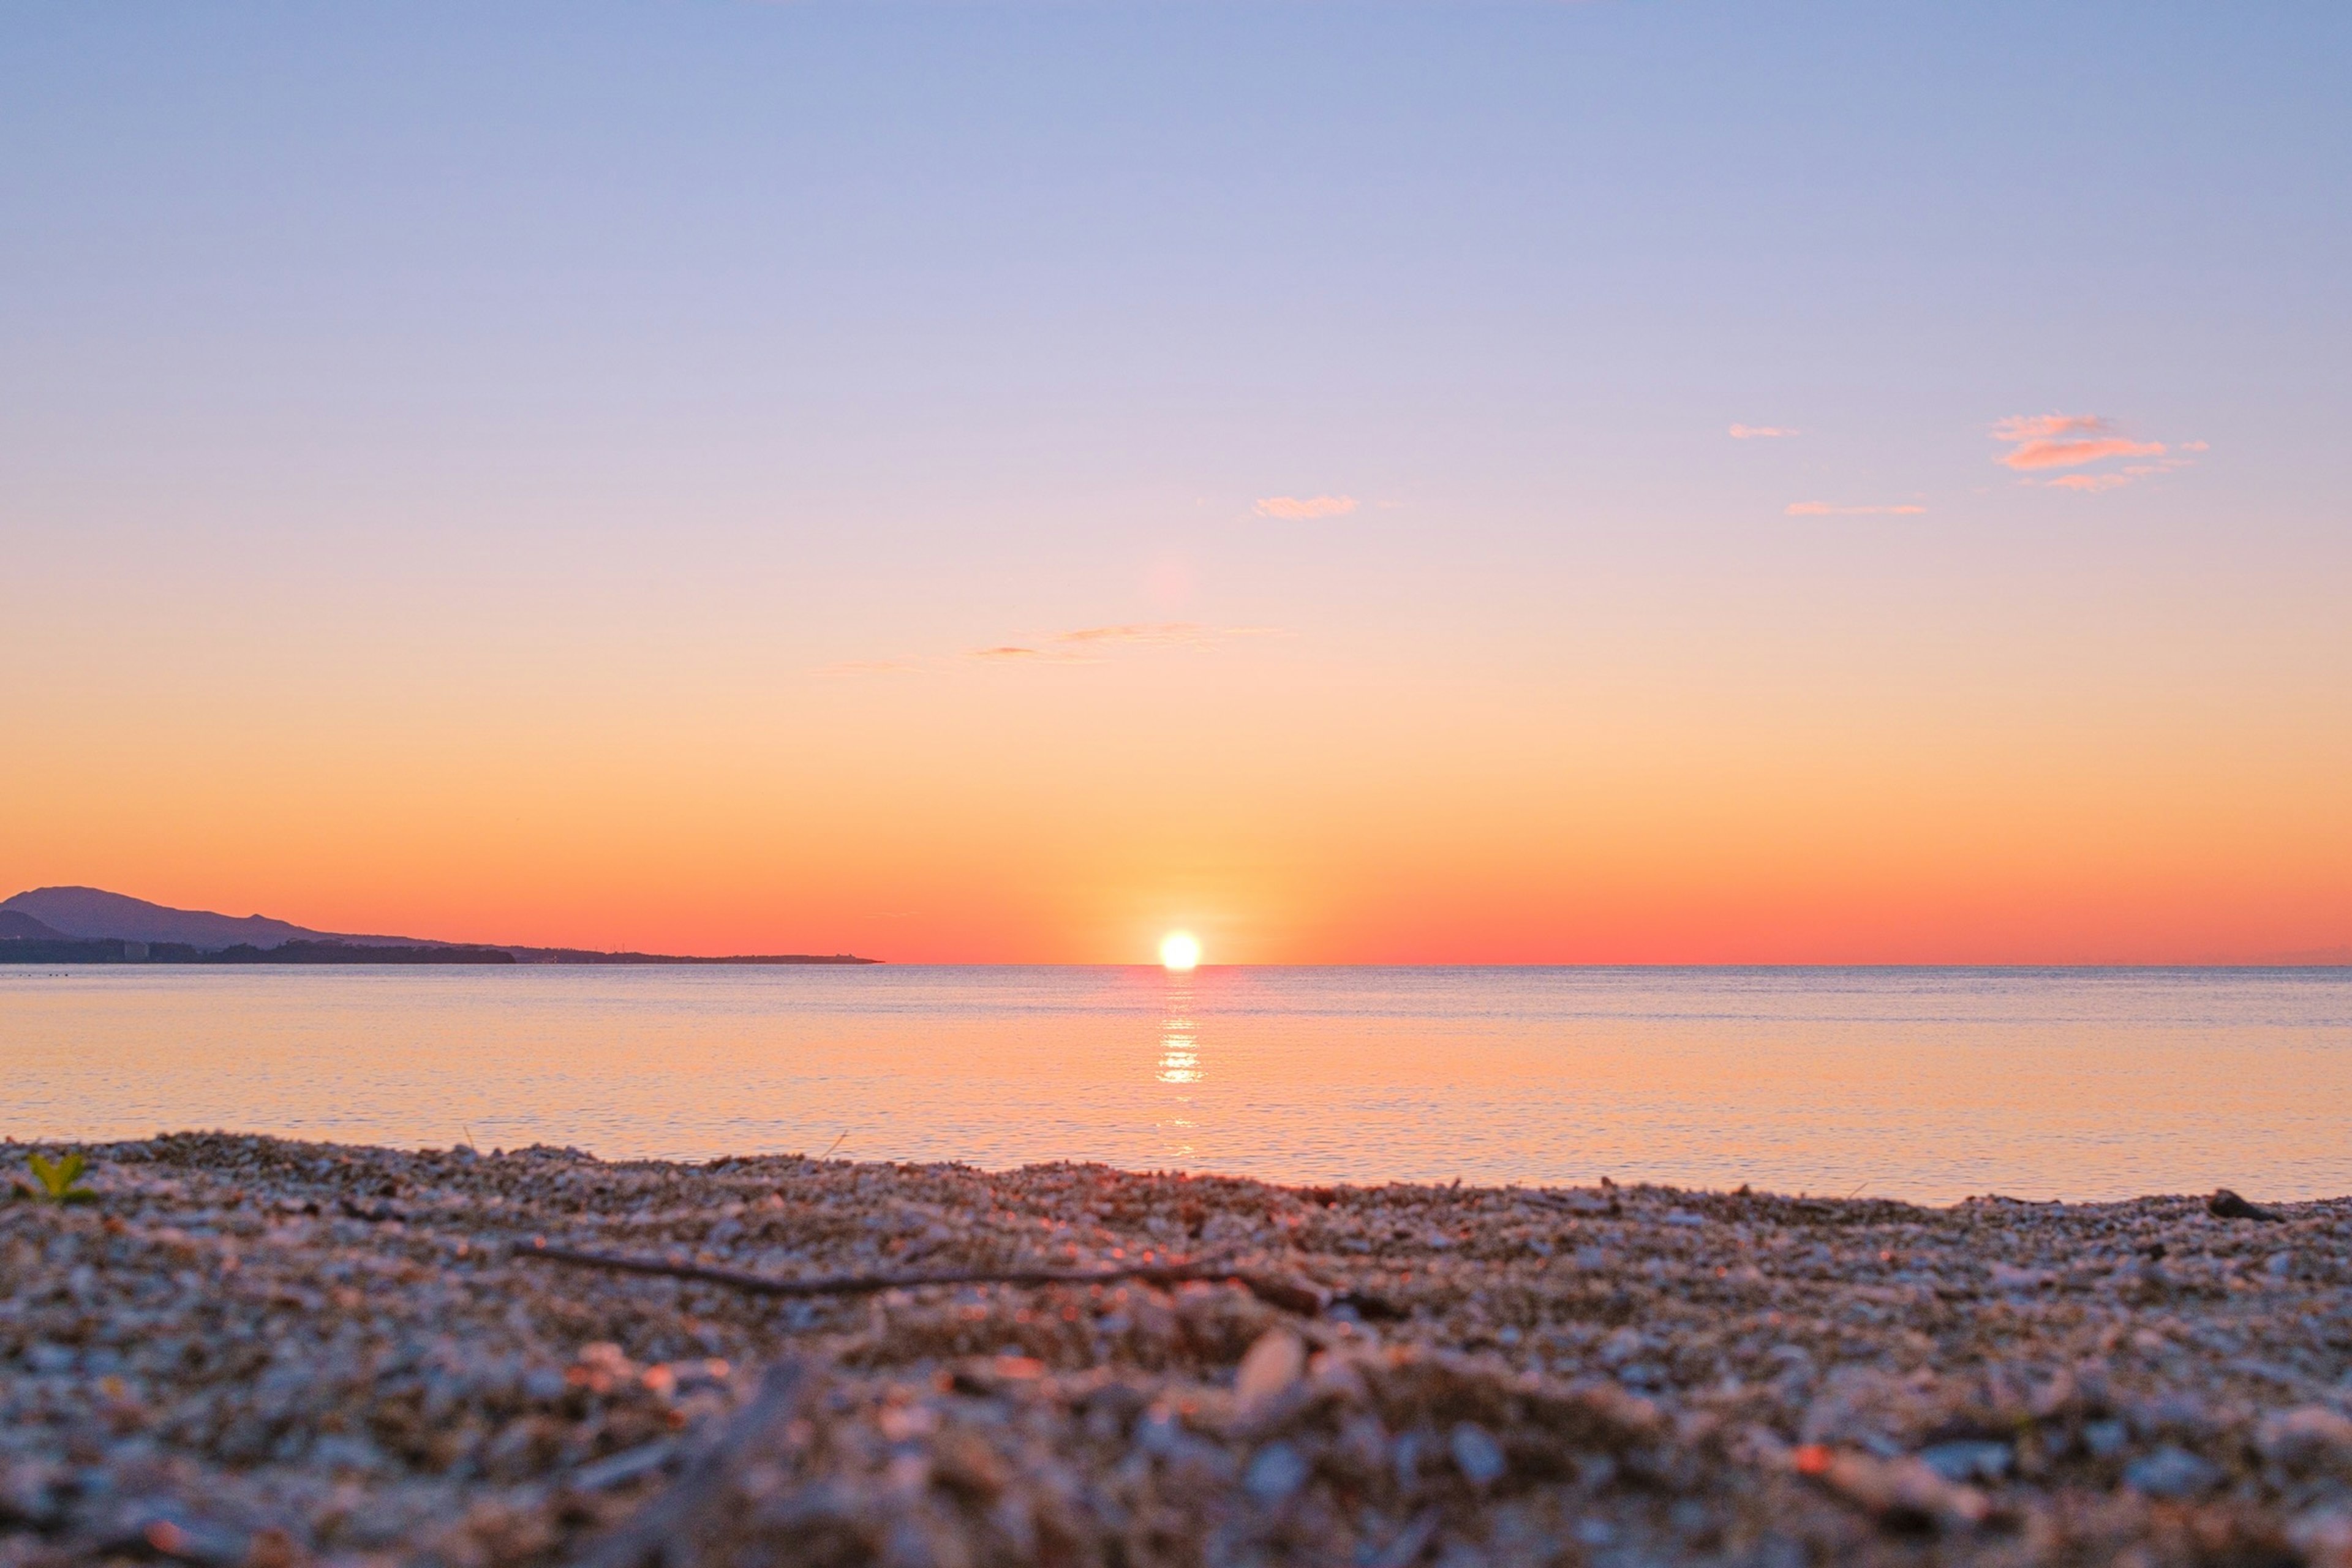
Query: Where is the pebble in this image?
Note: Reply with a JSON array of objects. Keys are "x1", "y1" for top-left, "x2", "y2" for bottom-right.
[
  {"x1": 2082, "y1": 1420, "x2": 2130, "y2": 1458},
  {"x1": 1243, "y1": 1441, "x2": 1309, "y2": 1503},
  {"x1": 1449, "y1": 1423, "x2": 1507, "y2": 1487},
  {"x1": 2124, "y1": 1445, "x2": 2225, "y2": 1498},
  {"x1": 2258, "y1": 1406, "x2": 2352, "y2": 1466},
  {"x1": 1917, "y1": 1441, "x2": 2011, "y2": 1483},
  {"x1": 1232, "y1": 1327, "x2": 1305, "y2": 1422}
]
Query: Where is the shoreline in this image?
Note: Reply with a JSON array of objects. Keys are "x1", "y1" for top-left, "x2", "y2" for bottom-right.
[{"x1": 5, "y1": 1135, "x2": 2350, "y2": 1566}]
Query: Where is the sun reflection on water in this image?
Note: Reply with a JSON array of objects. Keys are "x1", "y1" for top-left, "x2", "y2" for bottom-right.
[{"x1": 1156, "y1": 971, "x2": 1200, "y2": 1159}]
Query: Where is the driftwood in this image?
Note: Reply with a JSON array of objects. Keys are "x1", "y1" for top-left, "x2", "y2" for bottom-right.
[{"x1": 512, "y1": 1237, "x2": 1334, "y2": 1315}]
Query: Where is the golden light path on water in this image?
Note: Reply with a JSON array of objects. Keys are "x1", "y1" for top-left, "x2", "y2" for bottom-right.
[
  {"x1": 1156, "y1": 973, "x2": 1201, "y2": 1162},
  {"x1": 3, "y1": 965, "x2": 2350, "y2": 1205}
]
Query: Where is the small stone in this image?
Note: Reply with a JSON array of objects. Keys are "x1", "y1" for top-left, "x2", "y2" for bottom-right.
[
  {"x1": 1451, "y1": 1423, "x2": 1507, "y2": 1487},
  {"x1": 1917, "y1": 1441, "x2": 2011, "y2": 1483},
  {"x1": 2290, "y1": 1508, "x2": 2352, "y2": 1565},
  {"x1": 2124, "y1": 1446, "x2": 2223, "y2": 1498},
  {"x1": 1796, "y1": 1447, "x2": 1990, "y2": 1531},
  {"x1": 23, "y1": 1344, "x2": 75, "y2": 1376},
  {"x1": 2259, "y1": 1406, "x2": 2352, "y2": 1467},
  {"x1": 2135, "y1": 1390, "x2": 2211, "y2": 1437},
  {"x1": 1393, "y1": 1428, "x2": 1425, "y2": 1492},
  {"x1": 1988, "y1": 1262, "x2": 2054, "y2": 1291},
  {"x1": 309, "y1": 1434, "x2": 387, "y2": 1474},
  {"x1": 1243, "y1": 1442, "x2": 1309, "y2": 1504},
  {"x1": 1233, "y1": 1329, "x2": 1305, "y2": 1422},
  {"x1": 2082, "y1": 1420, "x2": 2130, "y2": 1458},
  {"x1": 1134, "y1": 1407, "x2": 1182, "y2": 1457}
]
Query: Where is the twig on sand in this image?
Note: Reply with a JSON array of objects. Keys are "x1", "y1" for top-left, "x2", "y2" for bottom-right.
[
  {"x1": 570, "y1": 1359, "x2": 812, "y2": 1568},
  {"x1": 512, "y1": 1238, "x2": 1333, "y2": 1315}
]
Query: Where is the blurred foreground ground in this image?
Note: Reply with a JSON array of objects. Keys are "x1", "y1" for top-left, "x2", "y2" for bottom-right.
[{"x1": 4, "y1": 1135, "x2": 2351, "y2": 1566}]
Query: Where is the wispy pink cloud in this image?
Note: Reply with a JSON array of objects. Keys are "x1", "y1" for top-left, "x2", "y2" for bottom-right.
[
  {"x1": 1054, "y1": 622, "x2": 1211, "y2": 646},
  {"x1": 1991, "y1": 413, "x2": 2108, "y2": 443},
  {"x1": 1991, "y1": 412, "x2": 2176, "y2": 484},
  {"x1": 2002, "y1": 435, "x2": 2166, "y2": 471},
  {"x1": 1728, "y1": 424, "x2": 1799, "y2": 440},
  {"x1": 1254, "y1": 494, "x2": 1359, "y2": 521},
  {"x1": 1785, "y1": 501, "x2": 1926, "y2": 517},
  {"x1": 964, "y1": 622, "x2": 1276, "y2": 665}
]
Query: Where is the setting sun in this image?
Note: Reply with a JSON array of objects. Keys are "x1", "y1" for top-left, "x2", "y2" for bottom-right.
[{"x1": 1159, "y1": 932, "x2": 1200, "y2": 971}]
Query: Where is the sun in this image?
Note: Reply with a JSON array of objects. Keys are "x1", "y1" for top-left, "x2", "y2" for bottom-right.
[{"x1": 1159, "y1": 932, "x2": 1201, "y2": 971}]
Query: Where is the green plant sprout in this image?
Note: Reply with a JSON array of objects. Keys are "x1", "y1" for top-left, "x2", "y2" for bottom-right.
[{"x1": 17, "y1": 1152, "x2": 98, "y2": 1205}]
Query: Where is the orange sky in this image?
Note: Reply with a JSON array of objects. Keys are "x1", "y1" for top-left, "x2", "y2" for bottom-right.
[{"x1": 7, "y1": 547, "x2": 2349, "y2": 962}]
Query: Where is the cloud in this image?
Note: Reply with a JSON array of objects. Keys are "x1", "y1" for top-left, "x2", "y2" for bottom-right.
[
  {"x1": 1989, "y1": 412, "x2": 2189, "y2": 489},
  {"x1": 1728, "y1": 424, "x2": 1799, "y2": 439},
  {"x1": 1254, "y1": 494, "x2": 1359, "y2": 520},
  {"x1": 2001, "y1": 435, "x2": 2166, "y2": 471},
  {"x1": 1991, "y1": 413, "x2": 2109, "y2": 443},
  {"x1": 1785, "y1": 502, "x2": 1927, "y2": 516},
  {"x1": 1053, "y1": 622, "x2": 1211, "y2": 646},
  {"x1": 963, "y1": 622, "x2": 1276, "y2": 665}
]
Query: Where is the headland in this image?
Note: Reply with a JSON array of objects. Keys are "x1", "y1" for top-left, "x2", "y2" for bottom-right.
[{"x1": 0, "y1": 888, "x2": 877, "y2": 966}]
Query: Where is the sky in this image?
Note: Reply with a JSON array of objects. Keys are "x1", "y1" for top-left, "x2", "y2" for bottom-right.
[{"x1": 3, "y1": 2, "x2": 2348, "y2": 963}]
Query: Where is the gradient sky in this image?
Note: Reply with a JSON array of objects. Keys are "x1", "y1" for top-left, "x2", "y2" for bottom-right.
[{"x1": 4, "y1": 2, "x2": 2349, "y2": 962}]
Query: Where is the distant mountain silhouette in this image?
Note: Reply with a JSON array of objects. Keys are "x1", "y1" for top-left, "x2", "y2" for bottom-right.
[
  {"x1": 1, "y1": 886, "x2": 434, "y2": 951},
  {"x1": 0, "y1": 937, "x2": 517, "y2": 966},
  {"x1": 0, "y1": 909, "x2": 66, "y2": 941},
  {"x1": 0, "y1": 886, "x2": 876, "y2": 965}
]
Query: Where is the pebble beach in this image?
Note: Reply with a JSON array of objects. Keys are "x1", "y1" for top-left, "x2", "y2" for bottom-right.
[{"x1": 6, "y1": 1134, "x2": 2352, "y2": 1567}]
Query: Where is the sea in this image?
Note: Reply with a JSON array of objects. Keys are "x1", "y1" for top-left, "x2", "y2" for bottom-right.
[{"x1": 4, "y1": 965, "x2": 2348, "y2": 1206}]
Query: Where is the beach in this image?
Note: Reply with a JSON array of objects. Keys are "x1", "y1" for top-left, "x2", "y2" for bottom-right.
[{"x1": 4, "y1": 1136, "x2": 2351, "y2": 1566}]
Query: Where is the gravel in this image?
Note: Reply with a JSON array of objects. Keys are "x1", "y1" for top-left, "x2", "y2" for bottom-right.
[{"x1": 4, "y1": 1133, "x2": 2351, "y2": 1566}]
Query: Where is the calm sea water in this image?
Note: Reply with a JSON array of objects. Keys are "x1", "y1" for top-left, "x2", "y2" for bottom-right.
[{"x1": 2, "y1": 965, "x2": 2348, "y2": 1205}]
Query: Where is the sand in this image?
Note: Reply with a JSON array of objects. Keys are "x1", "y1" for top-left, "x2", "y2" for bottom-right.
[{"x1": 4, "y1": 1133, "x2": 2351, "y2": 1566}]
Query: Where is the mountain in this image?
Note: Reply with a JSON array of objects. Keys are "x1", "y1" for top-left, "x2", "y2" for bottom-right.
[
  {"x1": 1, "y1": 887, "x2": 434, "y2": 951},
  {"x1": 0, "y1": 910, "x2": 66, "y2": 941},
  {"x1": 0, "y1": 886, "x2": 876, "y2": 964}
]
